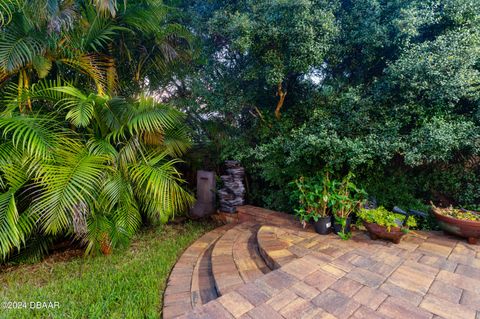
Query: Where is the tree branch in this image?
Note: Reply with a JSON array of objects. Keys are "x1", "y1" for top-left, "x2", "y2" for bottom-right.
[{"x1": 274, "y1": 82, "x2": 287, "y2": 119}]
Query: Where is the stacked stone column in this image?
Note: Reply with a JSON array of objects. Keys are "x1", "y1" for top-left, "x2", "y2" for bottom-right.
[{"x1": 218, "y1": 161, "x2": 245, "y2": 213}]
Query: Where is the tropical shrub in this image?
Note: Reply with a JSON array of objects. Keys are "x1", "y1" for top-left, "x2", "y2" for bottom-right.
[
  {"x1": 0, "y1": 88, "x2": 193, "y2": 261},
  {"x1": 291, "y1": 170, "x2": 366, "y2": 238},
  {"x1": 0, "y1": 0, "x2": 194, "y2": 262},
  {"x1": 331, "y1": 173, "x2": 366, "y2": 219},
  {"x1": 0, "y1": 0, "x2": 191, "y2": 98}
]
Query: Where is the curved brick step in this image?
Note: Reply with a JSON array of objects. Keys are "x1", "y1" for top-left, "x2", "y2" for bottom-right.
[
  {"x1": 257, "y1": 225, "x2": 319, "y2": 269},
  {"x1": 164, "y1": 206, "x2": 328, "y2": 318},
  {"x1": 234, "y1": 224, "x2": 270, "y2": 282},
  {"x1": 256, "y1": 225, "x2": 448, "y2": 272},
  {"x1": 211, "y1": 222, "x2": 271, "y2": 295},
  {"x1": 163, "y1": 223, "x2": 234, "y2": 319},
  {"x1": 190, "y1": 239, "x2": 217, "y2": 308}
]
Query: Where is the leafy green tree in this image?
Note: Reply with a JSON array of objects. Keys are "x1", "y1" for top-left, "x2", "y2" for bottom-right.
[
  {"x1": 183, "y1": 0, "x2": 480, "y2": 212},
  {"x1": 183, "y1": 0, "x2": 338, "y2": 118}
]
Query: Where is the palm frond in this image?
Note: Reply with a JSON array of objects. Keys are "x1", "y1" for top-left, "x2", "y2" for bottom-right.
[
  {"x1": 92, "y1": 0, "x2": 120, "y2": 18},
  {"x1": 0, "y1": 141, "x2": 20, "y2": 189},
  {"x1": 99, "y1": 171, "x2": 141, "y2": 240},
  {"x1": 46, "y1": 1, "x2": 77, "y2": 34},
  {"x1": 0, "y1": 191, "x2": 20, "y2": 258},
  {"x1": 117, "y1": 135, "x2": 144, "y2": 167},
  {"x1": 0, "y1": 115, "x2": 60, "y2": 158},
  {"x1": 0, "y1": 0, "x2": 21, "y2": 27},
  {"x1": 87, "y1": 137, "x2": 118, "y2": 159},
  {"x1": 28, "y1": 78, "x2": 71, "y2": 103},
  {"x1": 129, "y1": 154, "x2": 193, "y2": 222},
  {"x1": 120, "y1": 4, "x2": 193, "y2": 78},
  {"x1": 79, "y1": 10, "x2": 128, "y2": 52},
  {"x1": 159, "y1": 124, "x2": 191, "y2": 157},
  {"x1": 0, "y1": 191, "x2": 33, "y2": 259},
  {"x1": 66, "y1": 99, "x2": 95, "y2": 127},
  {"x1": 32, "y1": 55, "x2": 52, "y2": 79},
  {"x1": 32, "y1": 147, "x2": 109, "y2": 234},
  {"x1": 0, "y1": 25, "x2": 43, "y2": 73},
  {"x1": 1, "y1": 157, "x2": 28, "y2": 190},
  {"x1": 59, "y1": 54, "x2": 109, "y2": 95},
  {"x1": 1, "y1": 78, "x2": 72, "y2": 113},
  {"x1": 121, "y1": 2, "x2": 169, "y2": 34},
  {"x1": 127, "y1": 97, "x2": 184, "y2": 135},
  {"x1": 40, "y1": 85, "x2": 111, "y2": 128},
  {"x1": 5, "y1": 232, "x2": 54, "y2": 264},
  {"x1": 156, "y1": 24, "x2": 193, "y2": 63},
  {"x1": 99, "y1": 97, "x2": 129, "y2": 131},
  {"x1": 50, "y1": 86, "x2": 96, "y2": 127},
  {"x1": 84, "y1": 211, "x2": 112, "y2": 255},
  {"x1": 0, "y1": 140, "x2": 21, "y2": 166}
]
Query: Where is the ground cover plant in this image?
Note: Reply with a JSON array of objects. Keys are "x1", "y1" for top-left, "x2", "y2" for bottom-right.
[{"x1": 0, "y1": 220, "x2": 214, "y2": 318}]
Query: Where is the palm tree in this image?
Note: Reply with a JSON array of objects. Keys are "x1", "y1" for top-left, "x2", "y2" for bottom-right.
[
  {"x1": 0, "y1": 82, "x2": 193, "y2": 260},
  {"x1": 0, "y1": 0, "x2": 195, "y2": 262},
  {"x1": 0, "y1": 0, "x2": 192, "y2": 112}
]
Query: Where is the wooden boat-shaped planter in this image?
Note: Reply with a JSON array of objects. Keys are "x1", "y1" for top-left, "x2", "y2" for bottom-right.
[
  {"x1": 363, "y1": 222, "x2": 406, "y2": 244},
  {"x1": 432, "y1": 207, "x2": 480, "y2": 245}
]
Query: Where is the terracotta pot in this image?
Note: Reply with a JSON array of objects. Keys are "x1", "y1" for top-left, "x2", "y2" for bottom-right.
[
  {"x1": 363, "y1": 222, "x2": 405, "y2": 244},
  {"x1": 432, "y1": 208, "x2": 480, "y2": 245}
]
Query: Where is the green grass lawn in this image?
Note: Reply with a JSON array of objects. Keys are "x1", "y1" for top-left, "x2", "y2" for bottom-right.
[{"x1": 0, "y1": 220, "x2": 215, "y2": 319}]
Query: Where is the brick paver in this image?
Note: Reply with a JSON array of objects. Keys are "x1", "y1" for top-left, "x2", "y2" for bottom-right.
[{"x1": 165, "y1": 206, "x2": 480, "y2": 319}]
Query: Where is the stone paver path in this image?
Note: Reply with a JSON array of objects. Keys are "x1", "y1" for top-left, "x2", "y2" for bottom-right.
[{"x1": 163, "y1": 206, "x2": 480, "y2": 319}]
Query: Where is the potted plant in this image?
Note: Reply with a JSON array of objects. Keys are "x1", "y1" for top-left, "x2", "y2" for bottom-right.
[
  {"x1": 331, "y1": 172, "x2": 366, "y2": 240},
  {"x1": 357, "y1": 207, "x2": 417, "y2": 244},
  {"x1": 291, "y1": 171, "x2": 332, "y2": 235},
  {"x1": 431, "y1": 203, "x2": 480, "y2": 244}
]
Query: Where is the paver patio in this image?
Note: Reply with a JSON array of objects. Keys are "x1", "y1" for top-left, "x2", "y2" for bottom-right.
[{"x1": 163, "y1": 206, "x2": 480, "y2": 319}]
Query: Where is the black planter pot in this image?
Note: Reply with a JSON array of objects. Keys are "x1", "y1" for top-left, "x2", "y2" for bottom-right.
[
  {"x1": 333, "y1": 216, "x2": 352, "y2": 234},
  {"x1": 313, "y1": 216, "x2": 332, "y2": 235}
]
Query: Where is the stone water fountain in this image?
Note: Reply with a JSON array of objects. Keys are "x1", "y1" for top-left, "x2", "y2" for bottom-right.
[{"x1": 218, "y1": 161, "x2": 245, "y2": 213}]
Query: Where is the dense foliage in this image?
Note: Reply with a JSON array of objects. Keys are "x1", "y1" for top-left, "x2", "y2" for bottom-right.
[
  {"x1": 0, "y1": 0, "x2": 194, "y2": 262},
  {"x1": 181, "y1": 0, "x2": 480, "y2": 213}
]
